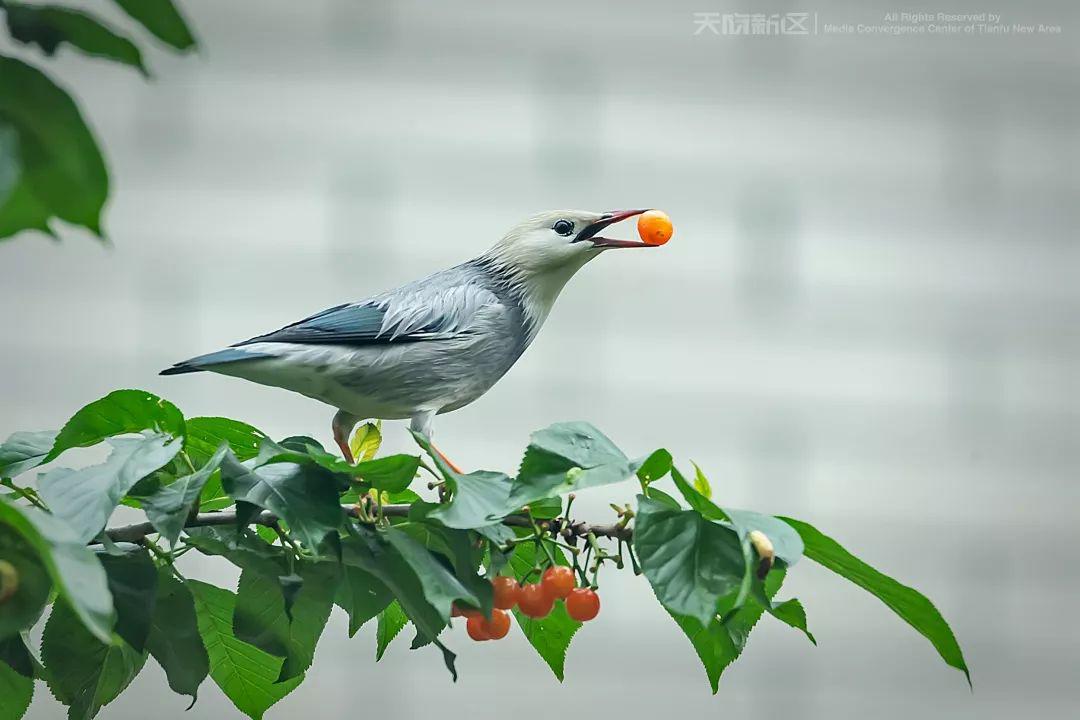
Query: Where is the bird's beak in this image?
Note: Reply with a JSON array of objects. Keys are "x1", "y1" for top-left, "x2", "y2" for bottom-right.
[{"x1": 573, "y1": 209, "x2": 654, "y2": 248}]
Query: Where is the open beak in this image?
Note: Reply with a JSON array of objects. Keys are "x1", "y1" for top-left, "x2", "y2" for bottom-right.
[{"x1": 573, "y1": 209, "x2": 654, "y2": 248}]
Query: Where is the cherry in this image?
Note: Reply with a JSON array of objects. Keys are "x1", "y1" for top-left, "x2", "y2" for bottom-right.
[
  {"x1": 452, "y1": 603, "x2": 480, "y2": 618},
  {"x1": 565, "y1": 587, "x2": 600, "y2": 622},
  {"x1": 541, "y1": 566, "x2": 576, "y2": 600},
  {"x1": 466, "y1": 614, "x2": 490, "y2": 641},
  {"x1": 492, "y1": 576, "x2": 520, "y2": 610},
  {"x1": 482, "y1": 608, "x2": 511, "y2": 639},
  {"x1": 637, "y1": 209, "x2": 673, "y2": 246},
  {"x1": 517, "y1": 582, "x2": 555, "y2": 618}
]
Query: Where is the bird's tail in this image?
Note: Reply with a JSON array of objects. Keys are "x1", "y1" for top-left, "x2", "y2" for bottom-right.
[{"x1": 159, "y1": 348, "x2": 269, "y2": 376}]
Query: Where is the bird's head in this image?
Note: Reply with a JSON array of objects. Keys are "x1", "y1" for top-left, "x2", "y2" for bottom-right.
[{"x1": 483, "y1": 209, "x2": 654, "y2": 278}]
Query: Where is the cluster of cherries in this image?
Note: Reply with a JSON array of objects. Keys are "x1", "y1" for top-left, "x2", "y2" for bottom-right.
[{"x1": 454, "y1": 566, "x2": 602, "y2": 641}]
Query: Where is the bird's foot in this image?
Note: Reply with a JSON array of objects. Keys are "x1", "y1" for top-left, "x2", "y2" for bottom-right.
[
  {"x1": 431, "y1": 444, "x2": 463, "y2": 475},
  {"x1": 332, "y1": 410, "x2": 359, "y2": 465},
  {"x1": 335, "y1": 435, "x2": 355, "y2": 465}
]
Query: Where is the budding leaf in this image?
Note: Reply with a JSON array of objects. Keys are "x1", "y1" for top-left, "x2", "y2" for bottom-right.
[{"x1": 349, "y1": 421, "x2": 382, "y2": 463}]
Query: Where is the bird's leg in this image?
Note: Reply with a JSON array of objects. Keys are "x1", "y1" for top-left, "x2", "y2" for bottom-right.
[
  {"x1": 332, "y1": 410, "x2": 361, "y2": 464},
  {"x1": 432, "y1": 445, "x2": 463, "y2": 475},
  {"x1": 410, "y1": 410, "x2": 463, "y2": 474}
]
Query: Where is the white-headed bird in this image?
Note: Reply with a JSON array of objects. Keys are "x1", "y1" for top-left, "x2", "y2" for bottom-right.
[{"x1": 161, "y1": 209, "x2": 655, "y2": 464}]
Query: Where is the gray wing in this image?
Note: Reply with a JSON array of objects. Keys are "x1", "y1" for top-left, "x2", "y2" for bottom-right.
[{"x1": 235, "y1": 263, "x2": 503, "y2": 348}]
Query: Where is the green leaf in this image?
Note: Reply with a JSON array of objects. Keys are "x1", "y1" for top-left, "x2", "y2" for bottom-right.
[
  {"x1": 428, "y1": 470, "x2": 512, "y2": 529},
  {"x1": 0, "y1": 525, "x2": 51, "y2": 639},
  {"x1": 527, "y1": 495, "x2": 562, "y2": 519},
  {"x1": 42, "y1": 600, "x2": 147, "y2": 720},
  {"x1": 348, "y1": 421, "x2": 381, "y2": 462},
  {"x1": 338, "y1": 529, "x2": 446, "y2": 642},
  {"x1": 97, "y1": 548, "x2": 158, "y2": 652},
  {"x1": 219, "y1": 452, "x2": 344, "y2": 551},
  {"x1": 0, "y1": 55, "x2": 108, "y2": 239},
  {"x1": 352, "y1": 455, "x2": 420, "y2": 493},
  {"x1": 38, "y1": 434, "x2": 182, "y2": 543},
  {"x1": 643, "y1": 485, "x2": 681, "y2": 509},
  {"x1": 384, "y1": 527, "x2": 480, "y2": 621},
  {"x1": 0, "y1": 123, "x2": 16, "y2": 203},
  {"x1": 0, "y1": 636, "x2": 33, "y2": 720},
  {"x1": 690, "y1": 461, "x2": 712, "y2": 499},
  {"x1": 634, "y1": 448, "x2": 673, "y2": 484},
  {"x1": 670, "y1": 466, "x2": 803, "y2": 566},
  {"x1": 508, "y1": 542, "x2": 580, "y2": 680},
  {"x1": 669, "y1": 465, "x2": 725, "y2": 521},
  {"x1": 143, "y1": 444, "x2": 228, "y2": 546},
  {"x1": 233, "y1": 561, "x2": 338, "y2": 682},
  {"x1": 0, "y1": 498, "x2": 113, "y2": 643},
  {"x1": 335, "y1": 562, "x2": 393, "y2": 637},
  {"x1": 188, "y1": 581, "x2": 302, "y2": 720},
  {"x1": 0, "y1": 634, "x2": 34, "y2": 678},
  {"x1": 375, "y1": 602, "x2": 407, "y2": 661},
  {"x1": 109, "y1": 0, "x2": 195, "y2": 51},
  {"x1": 184, "y1": 417, "x2": 266, "y2": 467},
  {"x1": 0, "y1": 430, "x2": 56, "y2": 478},
  {"x1": 145, "y1": 570, "x2": 208, "y2": 702},
  {"x1": 669, "y1": 567, "x2": 787, "y2": 693},
  {"x1": 43, "y1": 390, "x2": 185, "y2": 464},
  {"x1": 508, "y1": 422, "x2": 636, "y2": 509},
  {"x1": 3, "y1": 3, "x2": 147, "y2": 75},
  {"x1": 633, "y1": 495, "x2": 745, "y2": 627},
  {"x1": 765, "y1": 596, "x2": 815, "y2": 644},
  {"x1": 185, "y1": 418, "x2": 266, "y2": 510},
  {"x1": 396, "y1": 521, "x2": 492, "y2": 615},
  {"x1": 779, "y1": 516, "x2": 970, "y2": 684}
]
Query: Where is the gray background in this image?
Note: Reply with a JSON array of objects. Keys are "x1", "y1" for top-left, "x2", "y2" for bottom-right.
[{"x1": 2, "y1": 0, "x2": 1077, "y2": 717}]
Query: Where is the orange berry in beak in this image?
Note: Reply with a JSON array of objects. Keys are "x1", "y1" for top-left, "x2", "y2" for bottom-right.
[{"x1": 637, "y1": 210, "x2": 673, "y2": 246}]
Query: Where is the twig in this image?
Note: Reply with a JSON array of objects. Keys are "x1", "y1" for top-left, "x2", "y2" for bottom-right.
[{"x1": 100, "y1": 504, "x2": 634, "y2": 544}]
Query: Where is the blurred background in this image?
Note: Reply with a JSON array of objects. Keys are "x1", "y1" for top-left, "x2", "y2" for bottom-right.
[{"x1": 2, "y1": 0, "x2": 1078, "y2": 717}]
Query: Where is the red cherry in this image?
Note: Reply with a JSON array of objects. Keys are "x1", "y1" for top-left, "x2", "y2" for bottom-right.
[
  {"x1": 541, "y1": 566, "x2": 576, "y2": 600},
  {"x1": 492, "y1": 576, "x2": 520, "y2": 610},
  {"x1": 466, "y1": 614, "x2": 490, "y2": 641},
  {"x1": 565, "y1": 587, "x2": 600, "y2": 622},
  {"x1": 482, "y1": 608, "x2": 511, "y2": 639},
  {"x1": 517, "y1": 583, "x2": 555, "y2": 618}
]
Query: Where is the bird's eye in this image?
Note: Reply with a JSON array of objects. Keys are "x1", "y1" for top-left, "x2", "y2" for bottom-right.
[{"x1": 552, "y1": 219, "x2": 574, "y2": 236}]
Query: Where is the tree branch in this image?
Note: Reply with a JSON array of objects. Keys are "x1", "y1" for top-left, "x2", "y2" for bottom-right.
[{"x1": 102, "y1": 504, "x2": 633, "y2": 544}]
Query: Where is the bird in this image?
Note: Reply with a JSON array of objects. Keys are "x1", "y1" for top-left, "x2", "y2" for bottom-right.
[{"x1": 161, "y1": 209, "x2": 656, "y2": 466}]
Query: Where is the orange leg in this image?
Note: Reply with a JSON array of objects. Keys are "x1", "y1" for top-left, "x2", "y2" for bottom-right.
[
  {"x1": 332, "y1": 410, "x2": 358, "y2": 464},
  {"x1": 432, "y1": 444, "x2": 463, "y2": 474}
]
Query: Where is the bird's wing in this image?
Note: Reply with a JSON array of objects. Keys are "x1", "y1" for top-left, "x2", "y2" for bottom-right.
[{"x1": 235, "y1": 266, "x2": 503, "y2": 348}]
